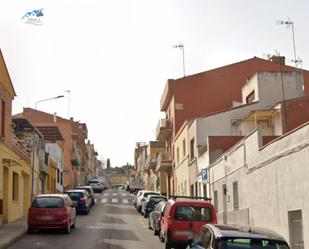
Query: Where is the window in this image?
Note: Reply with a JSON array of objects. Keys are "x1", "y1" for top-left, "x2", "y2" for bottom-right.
[
  {"x1": 190, "y1": 138, "x2": 195, "y2": 160},
  {"x1": 214, "y1": 190, "x2": 218, "y2": 211},
  {"x1": 12, "y1": 172, "x2": 19, "y2": 201},
  {"x1": 1, "y1": 99, "x2": 5, "y2": 138},
  {"x1": 60, "y1": 172, "x2": 63, "y2": 185},
  {"x1": 176, "y1": 147, "x2": 180, "y2": 163},
  {"x1": 174, "y1": 206, "x2": 212, "y2": 221},
  {"x1": 233, "y1": 181, "x2": 239, "y2": 210},
  {"x1": 246, "y1": 90, "x2": 255, "y2": 103},
  {"x1": 32, "y1": 197, "x2": 64, "y2": 208},
  {"x1": 182, "y1": 139, "x2": 186, "y2": 156},
  {"x1": 197, "y1": 228, "x2": 212, "y2": 248}
]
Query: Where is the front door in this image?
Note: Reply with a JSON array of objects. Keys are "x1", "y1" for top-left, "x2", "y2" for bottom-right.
[{"x1": 288, "y1": 210, "x2": 304, "y2": 249}]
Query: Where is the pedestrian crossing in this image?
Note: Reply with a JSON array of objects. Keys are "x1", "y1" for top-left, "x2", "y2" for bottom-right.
[{"x1": 94, "y1": 192, "x2": 133, "y2": 205}]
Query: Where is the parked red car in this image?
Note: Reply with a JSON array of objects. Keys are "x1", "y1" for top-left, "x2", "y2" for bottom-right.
[
  {"x1": 27, "y1": 194, "x2": 77, "y2": 234},
  {"x1": 159, "y1": 196, "x2": 217, "y2": 249}
]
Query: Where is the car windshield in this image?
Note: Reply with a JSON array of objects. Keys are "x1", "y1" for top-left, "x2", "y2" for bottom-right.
[
  {"x1": 88, "y1": 181, "x2": 99, "y2": 184},
  {"x1": 144, "y1": 192, "x2": 160, "y2": 197},
  {"x1": 149, "y1": 197, "x2": 167, "y2": 204},
  {"x1": 66, "y1": 192, "x2": 83, "y2": 198},
  {"x1": 218, "y1": 238, "x2": 290, "y2": 249},
  {"x1": 174, "y1": 206, "x2": 212, "y2": 221},
  {"x1": 32, "y1": 197, "x2": 64, "y2": 208}
]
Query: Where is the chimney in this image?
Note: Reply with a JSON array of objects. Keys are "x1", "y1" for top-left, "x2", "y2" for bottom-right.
[
  {"x1": 70, "y1": 117, "x2": 74, "y2": 121},
  {"x1": 270, "y1": 55, "x2": 285, "y2": 65},
  {"x1": 53, "y1": 112, "x2": 57, "y2": 122}
]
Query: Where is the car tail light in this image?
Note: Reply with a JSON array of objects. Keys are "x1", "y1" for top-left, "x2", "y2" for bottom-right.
[{"x1": 167, "y1": 215, "x2": 173, "y2": 225}]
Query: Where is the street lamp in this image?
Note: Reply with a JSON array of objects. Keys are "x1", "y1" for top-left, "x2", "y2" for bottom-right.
[
  {"x1": 35, "y1": 95, "x2": 64, "y2": 109},
  {"x1": 173, "y1": 42, "x2": 186, "y2": 77},
  {"x1": 277, "y1": 18, "x2": 299, "y2": 67}
]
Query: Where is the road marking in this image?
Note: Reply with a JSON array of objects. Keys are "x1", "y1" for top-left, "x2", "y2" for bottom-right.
[
  {"x1": 94, "y1": 199, "x2": 97, "y2": 203},
  {"x1": 103, "y1": 193, "x2": 109, "y2": 196},
  {"x1": 112, "y1": 198, "x2": 118, "y2": 203},
  {"x1": 122, "y1": 199, "x2": 129, "y2": 204},
  {"x1": 101, "y1": 199, "x2": 107, "y2": 203},
  {"x1": 112, "y1": 193, "x2": 118, "y2": 196},
  {"x1": 121, "y1": 193, "x2": 127, "y2": 196}
]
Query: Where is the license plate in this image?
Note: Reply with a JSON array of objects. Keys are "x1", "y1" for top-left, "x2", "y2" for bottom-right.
[
  {"x1": 175, "y1": 230, "x2": 192, "y2": 237},
  {"x1": 40, "y1": 215, "x2": 54, "y2": 220}
]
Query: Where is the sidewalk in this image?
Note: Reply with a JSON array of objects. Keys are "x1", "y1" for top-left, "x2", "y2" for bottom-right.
[{"x1": 0, "y1": 219, "x2": 27, "y2": 249}]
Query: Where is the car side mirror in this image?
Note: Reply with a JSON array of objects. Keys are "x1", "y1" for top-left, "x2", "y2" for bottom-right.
[{"x1": 186, "y1": 238, "x2": 194, "y2": 248}]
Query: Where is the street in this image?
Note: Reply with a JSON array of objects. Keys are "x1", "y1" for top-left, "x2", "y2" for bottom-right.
[{"x1": 8, "y1": 189, "x2": 165, "y2": 249}]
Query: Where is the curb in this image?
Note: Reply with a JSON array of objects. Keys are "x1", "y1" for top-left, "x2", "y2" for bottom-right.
[{"x1": 0, "y1": 229, "x2": 27, "y2": 249}]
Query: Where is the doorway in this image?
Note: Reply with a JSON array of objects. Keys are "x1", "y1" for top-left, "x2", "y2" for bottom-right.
[
  {"x1": 222, "y1": 184, "x2": 227, "y2": 224},
  {"x1": 288, "y1": 210, "x2": 304, "y2": 249},
  {"x1": 3, "y1": 167, "x2": 9, "y2": 224}
]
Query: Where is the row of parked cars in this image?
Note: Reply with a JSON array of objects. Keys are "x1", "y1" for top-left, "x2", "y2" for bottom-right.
[
  {"x1": 27, "y1": 185, "x2": 98, "y2": 234},
  {"x1": 132, "y1": 190, "x2": 290, "y2": 249}
]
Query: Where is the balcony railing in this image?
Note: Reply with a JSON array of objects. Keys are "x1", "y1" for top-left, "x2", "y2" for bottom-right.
[
  {"x1": 156, "y1": 152, "x2": 173, "y2": 172},
  {"x1": 12, "y1": 133, "x2": 31, "y2": 164},
  {"x1": 156, "y1": 119, "x2": 172, "y2": 141},
  {"x1": 144, "y1": 157, "x2": 157, "y2": 171}
]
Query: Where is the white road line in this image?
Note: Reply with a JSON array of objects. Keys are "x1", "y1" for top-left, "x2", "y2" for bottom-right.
[
  {"x1": 103, "y1": 193, "x2": 109, "y2": 196},
  {"x1": 94, "y1": 199, "x2": 97, "y2": 203},
  {"x1": 112, "y1": 193, "x2": 118, "y2": 196},
  {"x1": 122, "y1": 199, "x2": 129, "y2": 204},
  {"x1": 121, "y1": 193, "x2": 127, "y2": 196},
  {"x1": 101, "y1": 199, "x2": 107, "y2": 203},
  {"x1": 112, "y1": 198, "x2": 118, "y2": 203}
]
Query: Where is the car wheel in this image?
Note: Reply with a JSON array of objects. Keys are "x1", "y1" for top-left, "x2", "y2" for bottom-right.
[
  {"x1": 64, "y1": 221, "x2": 71, "y2": 234},
  {"x1": 164, "y1": 237, "x2": 172, "y2": 249},
  {"x1": 148, "y1": 219, "x2": 152, "y2": 230},
  {"x1": 159, "y1": 231, "x2": 165, "y2": 242},
  {"x1": 71, "y1": 217, "x2": 76, "y2": 228},
  {"x1": 27, "y1": 227, "x2": 35, "y2": 234}
]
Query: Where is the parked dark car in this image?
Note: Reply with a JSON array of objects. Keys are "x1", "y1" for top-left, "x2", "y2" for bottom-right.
[
  {"x1": 65, "y1": 189, "x2": 91, "y2": 214},
  {"x1": 148, "y1": 200, "x2": 167, "y2": 235},
  {"x1": 186, "y1": 224, "x2": 290, "y2": 249},
  {"x1": 27, "y1": 194, "x2": 76, "y2": 234},
  {"x1": 142, "y1": 195, "x2": 167, "y2": 218},
  {"x1": 75, "y1": 186, "x2": 95, "y2": 206}
]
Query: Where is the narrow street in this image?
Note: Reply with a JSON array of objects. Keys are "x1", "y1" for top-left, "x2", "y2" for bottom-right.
[{"x1": 8, "y1": 189, "x2": 165, "y2": 249}]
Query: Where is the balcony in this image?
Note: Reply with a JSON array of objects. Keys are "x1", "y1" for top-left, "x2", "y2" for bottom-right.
[
  {"x1": 156, "y1": 152, "x2": 173, "y2": 172},
  {"x1": 144, "y1": 157, "x2": 157, "y2": 172},
  {"x1": 156, "y1": 119, "x2": 172, "y2": 141}
]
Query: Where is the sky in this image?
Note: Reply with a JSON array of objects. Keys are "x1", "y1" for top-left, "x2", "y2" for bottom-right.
[{"x1": 0, "y1": 0, "x2": 308, "y2": 167}]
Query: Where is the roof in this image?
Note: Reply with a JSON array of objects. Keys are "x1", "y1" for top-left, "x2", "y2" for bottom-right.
[
  {"x1": 35, "y1": 194, "x2": 67, "y2": 198},
  {"x1": 65, "y1": 189, "x2": 87, "y2": 193},
  {"x1": 36, "y1": 126, "x2": 64, "y2": 142},
  {"x1": 208, "y1": 224, "x2": 286, "y2": 241}
]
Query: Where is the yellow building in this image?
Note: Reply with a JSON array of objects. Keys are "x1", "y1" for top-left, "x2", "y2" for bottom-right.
[
  {"x1": 0, "y1": 49, "x2": 33, "y2": 224},
  {"x1": 47, "y1": 159, "x2": 57, "y2": 193}
]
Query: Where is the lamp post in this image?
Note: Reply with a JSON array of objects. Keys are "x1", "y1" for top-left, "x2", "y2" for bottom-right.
[
  {"x1": 173, "y1": 42, "x2": 186, "y2": 77},
  {"x1": 35, "y1": 95, "x2": 64, "y2": 109},
  {"x1": 277, "y1": 18, "x2": 299, "y2": 67}
]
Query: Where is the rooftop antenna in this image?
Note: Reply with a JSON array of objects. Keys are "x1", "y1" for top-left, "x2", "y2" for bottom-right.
[
  {"x1": 173, "y1": 42, "x2": 185, "y2": 77},
  {"x1": 276, "y1": 17, "x2": 299, "y2": 67}
]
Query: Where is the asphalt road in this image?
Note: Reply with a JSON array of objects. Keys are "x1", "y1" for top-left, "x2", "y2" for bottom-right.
[{"x1": 8, "y1": 189, "x2": 166, "y2": 249}]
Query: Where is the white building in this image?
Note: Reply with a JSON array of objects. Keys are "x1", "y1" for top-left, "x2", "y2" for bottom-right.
[
  {"x1": 209, "y1": 124, "x2": 308, "y2": 249},
  {"x1": 45, "y1": 143, "x2": 63, "y2": 193}
]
